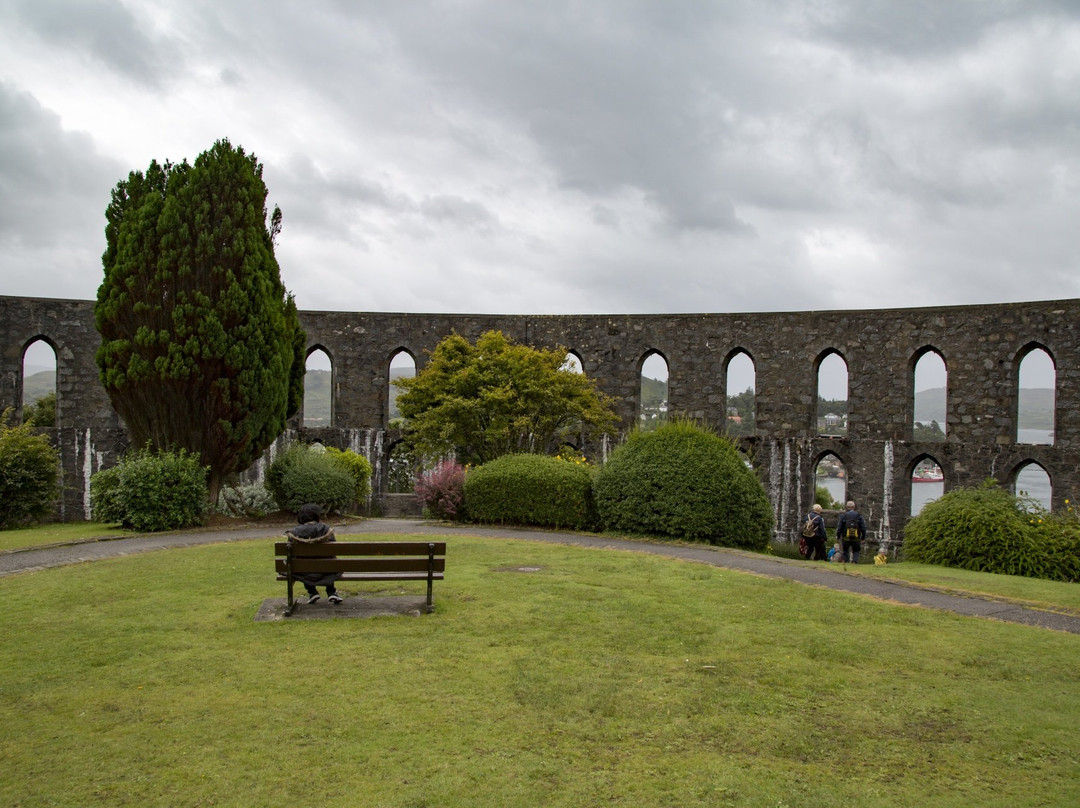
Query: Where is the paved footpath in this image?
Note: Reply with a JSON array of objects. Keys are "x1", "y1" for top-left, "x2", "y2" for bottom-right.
[{"x1": 3, "y1": 518, "x2": 1079, "y2": 634}]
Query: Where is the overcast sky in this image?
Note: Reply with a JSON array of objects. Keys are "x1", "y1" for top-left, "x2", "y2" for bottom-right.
[{"x1": 2, "y1": 0, "x2": 1078, "y2": 321}]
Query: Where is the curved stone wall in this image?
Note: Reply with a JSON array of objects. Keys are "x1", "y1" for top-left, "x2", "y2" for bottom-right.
[{"x1": 2, "y1": 294, "x2": 1076, "y2": 546}]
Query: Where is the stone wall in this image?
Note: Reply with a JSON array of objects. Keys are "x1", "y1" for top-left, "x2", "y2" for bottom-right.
[{"x1": 2, "y1": 294, "x2": 1076, "y2": 546}]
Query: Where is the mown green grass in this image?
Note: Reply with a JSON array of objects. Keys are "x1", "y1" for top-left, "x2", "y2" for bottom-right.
[
  {"x1": 1, "y1": 534, "x2": 1077, "y2": 807},
  {"x1": 845, "y1": 558, "x2": 1080, "y2": 614},
  {"x1": 0, "y1": 522, "x2": 134, "y2": 551}
]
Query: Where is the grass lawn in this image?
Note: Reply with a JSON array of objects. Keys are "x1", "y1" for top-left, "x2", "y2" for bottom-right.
[
  {"x1": 0, "y1": 532, "x2": 1077, "y2": 807},
  {"x1": 0, "y1": 522, "x2": 135, "y2": 552}
]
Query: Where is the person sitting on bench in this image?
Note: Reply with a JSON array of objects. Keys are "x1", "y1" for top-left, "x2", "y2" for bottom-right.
[{"x1": 284, "y1": 503, "x2": 343, "y2": 604}]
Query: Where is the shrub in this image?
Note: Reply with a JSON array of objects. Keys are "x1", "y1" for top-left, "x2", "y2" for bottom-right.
[
  {"x1": 464, "y1": 453, "x2": 597, "y2": 530},
  {"x1": 903, "y1": 481, "x2": 1080, "y2": 581},
  {"x1": 88, "y1": 464, "x2": 124, "y2": 525},
  {"x1": 324, "y1": 447, "x2": 373, "y2": 504},
  {"x1": 23, "y1": 392, "x2": 56, "y2": 427},
  {"x1": 0, "y1": 414, "x2": 61, "y2": 528},
  {"x1": 215, "y1": 483, "x2": 277, "y2": 519},
  {"x1": 265, "y1": 442, "x2": 355, "y2": 513},
  {"x1": 89, "y1": 448, "x2": 208, "y2": 532},
  {"x1": 815, "y1": 484, "x2": 841, "y2": 510},
  {"x1": 594, "y1": 419, "x2": 774, "y2": 549},
  {"x1": 415, "y1": 460, "x2": 465, "y2": 520}
]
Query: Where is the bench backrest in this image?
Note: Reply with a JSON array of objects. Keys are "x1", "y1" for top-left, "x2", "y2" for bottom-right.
[{"x1": 274, "y1": 541, "x2": 446, "y2": 576}]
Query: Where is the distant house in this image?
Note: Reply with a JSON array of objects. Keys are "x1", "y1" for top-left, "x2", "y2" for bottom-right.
[{"x1": 824, "y1": 412, "x2": 843, "y2": 427}]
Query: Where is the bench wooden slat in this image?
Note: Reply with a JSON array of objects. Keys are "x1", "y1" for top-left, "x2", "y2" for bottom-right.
[
  {"x1": 275, "y1": 539, "x2": 445, "y2": 616},
  {"x1": 276, "y1": 558, "x2": 446, "y2": 574},
  {"x1": 277, "y1": 572, "x2": 445, "y2": 581},
  {"x1": 273, "y1": 541, "x2": 446, "y2": 557}
]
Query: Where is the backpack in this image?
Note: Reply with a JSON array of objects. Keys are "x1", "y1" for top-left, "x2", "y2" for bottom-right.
[
  {"x1": 801, "y1": 514, "x2": 818, "y2": 538},
  {"x1": 844, "y1": 516, "x2": 861, "y2": 540}
]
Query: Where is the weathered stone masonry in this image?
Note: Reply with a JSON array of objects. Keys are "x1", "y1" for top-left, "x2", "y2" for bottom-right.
[{"x1": 3, "y1": 294, "x2": 1077, "y2": 548}]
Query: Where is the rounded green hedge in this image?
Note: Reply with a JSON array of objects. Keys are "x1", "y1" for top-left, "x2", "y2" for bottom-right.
[
  {"x1": 463, "y1": 453, "x2": 597, "y2": 530},
  {"x1": 903, "y1": 482, "x2": 1080, "y2": 581},
  {"x1": 594, "y1": 420, "x2": 773, "y2": 549},
  {"x1": 89, "y1": 448, "x2": 207, "y2": 532},
  {"x1": 265, "y1": 443, "x2": 357, "y2": 513}
]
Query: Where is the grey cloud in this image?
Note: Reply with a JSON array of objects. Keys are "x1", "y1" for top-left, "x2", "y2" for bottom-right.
[
  {"x1": 802, "y1": 0, "x2": 1080, "y2": 58},
  {"x1": 9, "y1": 0, "x2": 181, "y2": 88},
  {"x1": 0, "y1": 83, "x2": 122, "y2": 249},
  {"x1": 419, "y1": 195, "x2": 499, "y2": 232}
]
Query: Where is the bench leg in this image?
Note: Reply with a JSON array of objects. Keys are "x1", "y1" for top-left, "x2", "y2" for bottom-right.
[{"x1": 285, "y1": 578, "x2": 296, "y2": 616}]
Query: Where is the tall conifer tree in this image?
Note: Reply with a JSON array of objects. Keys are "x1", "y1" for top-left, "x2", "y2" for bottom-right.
[{"x1": 95, "y1": 140, "x2": 304, "y2": 499}]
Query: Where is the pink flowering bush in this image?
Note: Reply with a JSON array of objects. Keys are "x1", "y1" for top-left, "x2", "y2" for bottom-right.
[{"x1": 415, "y1": 460, "x2": 466, "y2": 520}]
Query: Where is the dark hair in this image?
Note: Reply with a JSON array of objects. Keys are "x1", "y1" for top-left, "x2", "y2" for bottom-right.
[{"x1": 297, "y1": 503, "x2": 323, "y2": 524}]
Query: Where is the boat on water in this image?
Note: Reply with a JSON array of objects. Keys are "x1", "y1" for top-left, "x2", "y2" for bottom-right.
[{"x1": 912, "y1": 465, "x2": 944, "y2": 483}]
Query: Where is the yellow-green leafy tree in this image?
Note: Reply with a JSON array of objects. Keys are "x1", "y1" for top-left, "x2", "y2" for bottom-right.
[{"x1": 395, "y1": 330, "x2": 618, "y2": 466}]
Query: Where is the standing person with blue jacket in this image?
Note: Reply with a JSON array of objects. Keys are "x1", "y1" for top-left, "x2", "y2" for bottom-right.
[{"x1": 836, "y1": 501, "x2": 866, "y2": 563}]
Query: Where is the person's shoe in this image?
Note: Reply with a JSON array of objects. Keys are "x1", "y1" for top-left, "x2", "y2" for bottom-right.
[
  {"x1": 306, "y1": 593, "x2": 320, "y2": 604},
  {"x1": 328, "y1": 592, "x2": 343, "y2": 604}
]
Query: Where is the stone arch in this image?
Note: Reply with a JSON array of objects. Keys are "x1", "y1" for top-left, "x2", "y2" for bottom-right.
[
  {"x1": 1015, "y1": 343, "x2": 1055, "y2": 445},
  {"x1": 911, "y1": 347, "x2": 947, "y2": 441},
  {"x1": 385, "y1": 437, "x2": 416, "y2": 495},
  {"x1": 724, "y1": 348, "x2": 755, "y2": 436},
  {"x1": 303, "y1": 346, "x2": 333, "y2": 428},
  {"x1": 563, "y1": 350, "x2": 584, "y2": 374},
  {"x1": 908, "y1": 453, "x2": 945, "y2": 515},
  {"x1": 638, "y1": 350, "x2": 669, "y2": 430},
  {"x1": 388, "y1": 348, "x2": 417, "y2": 425},
  {"x1": 21, "y1": 336, "x2": 58, "y2": 425},
  {"x1": 1012, "y1": 459, "x2": 1052, "y2": 511},
  {"x1": 814, "y1": 349, "x2": 848, "y2": 437},
  {"x1": 812, "y1": 450, "x2": 847, "y2": 510}
]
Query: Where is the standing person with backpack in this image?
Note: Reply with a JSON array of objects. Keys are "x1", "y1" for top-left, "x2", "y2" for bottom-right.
[
  {"x1": 836, "y1": 501, "x2": 867, "y2": 563},
  {"x1": 801, "y1": 503, "x2": 828, "y2": 560}
]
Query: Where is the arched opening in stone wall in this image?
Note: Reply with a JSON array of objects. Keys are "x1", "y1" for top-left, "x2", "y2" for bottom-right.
[
  {"x1": 386, "y1": 439, "x2": 416, "y2": 494},
  {"x1": 303, "y1": 348, "x2": 333, "y2": 428},
  {"x1": 815, "y1": 351, "x2": 848, "y2": 437},
  {"x1": 1016, "y1": 346, "x2": 1055, "y2": 445},
  {"x1": 1014, "y1": 461, "x2": 1052, "y2": 511},
  {"x1": 21, "y1": 338, "x2": 57, "y2": 427},
  {"x1": 639, "y1": 351, "x2": 669, "y2": 431},
  {"x1": 913, "y1": 349, "x2": 947, "y2": 442},
  {"x1": 813, "y1": 452, "x2": 846, "y2": 510},
  {"x1": 388, "y1": 349, "x2": 417, "y2": 425},
  {"x1": 909, "y1": 455, "x2": 945, "y2": 515},
  {"x1": 562, "y1": 351, "x2": 584, "y2": 374},
  {"x1": 724, "y1": 349, "x2": 755, "y2": 437}
]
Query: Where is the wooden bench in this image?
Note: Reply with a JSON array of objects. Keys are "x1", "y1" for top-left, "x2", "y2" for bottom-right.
[{"x1": 275, "y1": 540, "x2": 446, "y2": 616}]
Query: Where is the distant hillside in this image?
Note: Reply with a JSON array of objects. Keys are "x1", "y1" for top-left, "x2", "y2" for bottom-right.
[
  {"x1": 22, "y1": 370, "x2": 55, "y2": 405},
  {"x1": 303, "y1": 369, "x2": 332, "y2": 424},
  {"x1": 641, "y1": 375, "x2": 667, "y2": 409},
  {"x1": 302, "y1": 367, "x2": 416, "y2": 423}
]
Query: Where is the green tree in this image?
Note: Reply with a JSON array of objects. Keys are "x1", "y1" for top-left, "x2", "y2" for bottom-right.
[
  {"x1": 395, "y1": 330, "x2": 618, "y2": 466},
  {"x1": 94, "y1": 140, "x2": 304, "y2": 500},
  {"x1": 913, "y1": 420, "x2": 945, "y2": 441},
  {"x1": 23, "y1": 392, "x2": 56, "y2": 427},
  {"x1": 725, "y1": 386, "x2": 755, "y2": 437}
]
